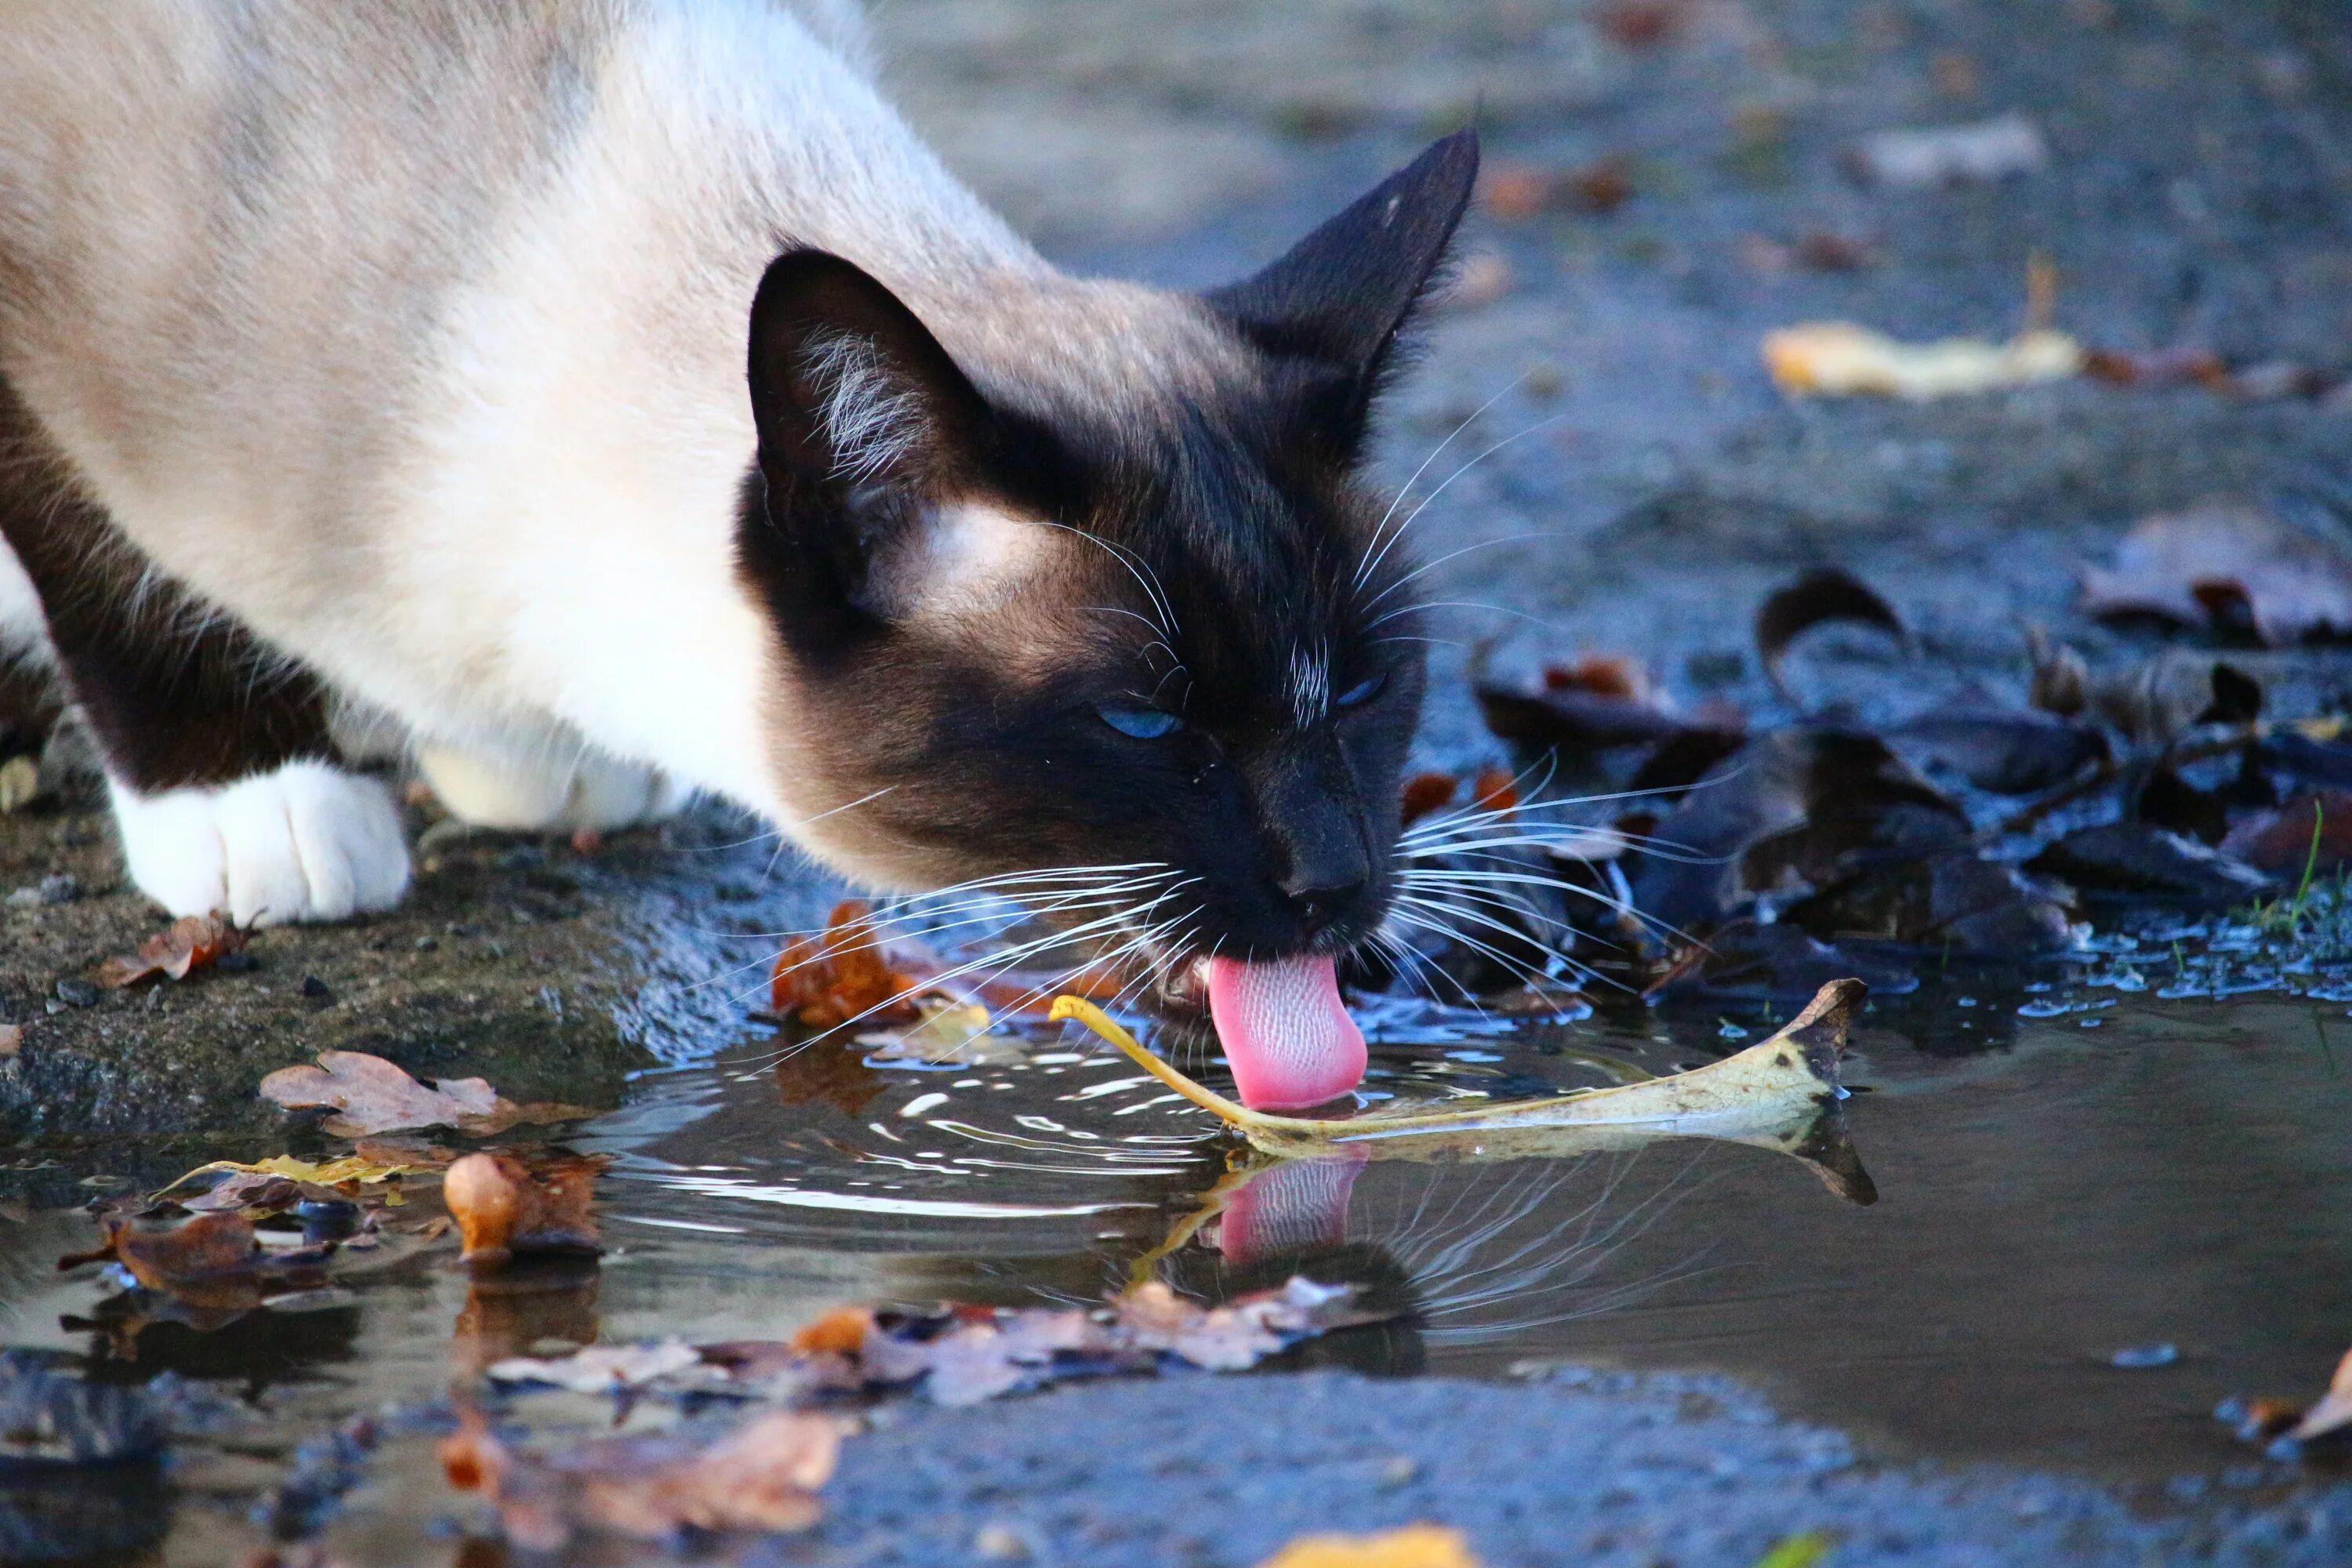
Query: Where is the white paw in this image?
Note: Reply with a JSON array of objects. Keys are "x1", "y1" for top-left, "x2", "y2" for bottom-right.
[
  {"x1": 415, "y1": 744, "x2": 692, "y2": 833},
  {"x1": 110, "y1": 760, "x2": 412, "y2": 926}
]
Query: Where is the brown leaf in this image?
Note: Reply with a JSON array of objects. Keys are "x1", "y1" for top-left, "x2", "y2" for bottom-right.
[
  {"x1": 2081, "y1": 501, "x2": 2352, "y2": 646},
  {"x1": 444, "y1": 1406, "x2": 838, "y2": 1548},
  {"x1": 96, "y1": 913, "x2": 247, "y2": 989},
  {"x1": 0, "y1": 1022, "x2": 20, "y2": 1058},
  {"x1": 1755, "y1": 568, "x2": 1907, "y2": 698},
  {"x1": 2082, "y1": 345, "x2": 2232, "y2": 390},
  {"x1": 1475, "y1": 158, "x2": 1633, "y2": 220},
  {"x1": 443, "y1": 1152, "x2": 602, "y2": 1267},
  {"x1": 1594, "y1": 0, "x2": 1686, "y2": 47},
  {"x1": 768, "y1": 899, "x2": 924, "y2": 1029},
  {"x1": 2221, "y1": 792, "x2": 2352, "y2": 878},
  {"x1": 790, "y1": 1307, "x2": 875, "y2": 1357},
  {"x1": 258, "y1": 1051, "x2": 593, "y2": 1137},
  {"x1": 1399, "y1": 771, "x2": 1460, "y2": 828},
  {"x1": 57, "y1": 1210, "x2": 326, "y2": 1312}
]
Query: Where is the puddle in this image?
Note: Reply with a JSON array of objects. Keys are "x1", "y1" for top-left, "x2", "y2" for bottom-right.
[{"x1": 6, "y1": 926, "x2": 2352, "y2": 1559}]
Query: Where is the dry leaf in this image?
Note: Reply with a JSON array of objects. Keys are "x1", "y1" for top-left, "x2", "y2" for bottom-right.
[
  {"x1": 2221, "y1": 793, "x2": 2352, "y2": 877},
  {"x1": 790, "y1": 1307, "x2": 874, "y2": 1356},
  {"x1": 858, "y1": 1000, "x2": 1017, "y2": 1065},
  {"x1": 1764, "y1": 321, "x2": 2081, "y2": 399},
  {"x1": 1050, "y1": 979, "x2": 1861, "y2": 1158},
  {"x1": 0, "y1": 1022, "x2": 20, "y2": 1058},
  {"x1": 486, "y1": 1340, "x2": 707, "y2": 1396},
  {"x1": 1259, "y1": 1525, "x2": 1483, "y2": 1568},
  {"x1": 1754, "y1": 568, "x2": 1906, "y2": 697},
  {"x1": 2080, "y1": 502, "x2": 2352, "y2": 646},
  {"x1": 443, "y1": 1152, "x2": 602, "y2": 1267},
  {"x1": 2288, "y1": 1346, "x2": 2352, "y2": 1444},
  {"x1": 442, "y1": 1407, "x2": 838, "y2": 1549},
  {"x1": 1399, "y1": 772, "x2": 1460, "y2": 828},
  {"x1": 258, "y1": 1050, "x2": 594, "y2": 1137},
  {"x1": 769, "y1": 899, "x2": 924, "y2": 1029},
  {"x1": 56, "y1": 1210, "x2": 327, "y2": 1312},
  {"x1": 96, "y1": 913, "x2": 247, "y2": 988},
  {"x1": 0, "y1": 754, "x2": 38, "y2": 814}
]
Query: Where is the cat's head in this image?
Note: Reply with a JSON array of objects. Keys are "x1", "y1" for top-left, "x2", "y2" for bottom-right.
[{"x1": 736, "y1": 133, "x2": 1479, "y2": 1098}]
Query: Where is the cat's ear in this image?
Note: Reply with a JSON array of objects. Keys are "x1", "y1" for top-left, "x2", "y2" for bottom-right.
[
  {"x1": 742, "y1": 249, "x2": 996, "y2": 644},
  {"x1": 1204, "y1": 130, "x2": 1479, "y2": 458},
  {"x1": 747, "y1": 249, "x2": 990, "y2": 498}
]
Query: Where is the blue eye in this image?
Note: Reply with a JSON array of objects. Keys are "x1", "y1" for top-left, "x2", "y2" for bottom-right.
[
  {"x1": 1098, "y1": 704, "x2": 1184, "y2": 739},
  {"x1": 1336, "y1": 670, "x2": 1388, "y2": 708}
]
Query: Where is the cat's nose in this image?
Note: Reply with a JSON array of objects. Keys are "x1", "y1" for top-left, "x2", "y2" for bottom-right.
[{"x1": 1278, "y1": 870, "x2": 1367, "y2": 936}]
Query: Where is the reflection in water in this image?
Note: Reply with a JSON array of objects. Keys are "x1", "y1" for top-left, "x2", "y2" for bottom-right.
[{"x1": 14, "y1": 982, "x2": 2352, "y2": 1566}]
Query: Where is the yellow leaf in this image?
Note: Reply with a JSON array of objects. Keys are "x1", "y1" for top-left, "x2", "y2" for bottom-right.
[
  {"x1": 1763, "y1": 321, "x2": 2080, "y2": 400},
  {"x1": 1258, "y1": 1525, "x2": 1481, "y2": 1568},
  {"x1": 1755, "y1": 1532, "x2": 1834, "y2": 1568},
  {"x1": 159, "y1": 1152, "x2": 434, "y2": 1198}
]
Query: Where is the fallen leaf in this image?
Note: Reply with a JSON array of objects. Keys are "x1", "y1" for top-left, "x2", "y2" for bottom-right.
[
  {"x1": 1259, "y1": 1525, "x2": 1482, "y2": 1568},
  {"x1": 258, "y1": 1051, "x2": 594, "y2": 1137},
  {"x1": 1764, "y1": 321, "x2": 2081, "y2": 399},
  {"x1": 0, "y1": 1022, "x2": 19, "y2": 1058},
  {"x1": 1468, "y1": 765, "x2": 1518, "y2": 816},
  {"x1": 2221, "y1": 792, "x2": 2352, "y2": 878},
  {"x1": 2082, "y1": 345, "x2": 2232, "y2": 390},
  {"x1": 1842, "y1": 111, "x2": 2048, "y2": 186},
  {"x1": 56, "y1": 1210, "x2": 328, "y2": 1312},
  {"x1": 95, "y1": 913, "x2": 247, "y2": 988},
  {"x1": 1629, "y1": 728, "x2": 1965, "y2": 931},
  {"x1": 442, "y1": 1406, "x2": 838, "y2": 1549},
  {"x1": 2025, "y1": 822, "x2": 2272, "y2": 908},
  {"x1": 1754, "y1": 1534, "x2": 1835, "y2": 1568},
  {"x1": 2080, "y1": 501, "x2": 2352, "y2": 646},
  {"x1": 769, "y1": 900, "x2": 924, "y2": 1030},
  {"x1": 0, "y1": 754, "x2": 38, "y2": 814},
  {"x1": 1050, "y1": 979, "x2": 1862, "y2": 1158},
  {"x1": 486, "y1": 1340, "x2": 707, "y2": 1396},
  {"x1": 1476, "y1": 679, "x2": 1686, "y2": 754},
  {"x1": 1886, "y1": 706, "x2": 2108, "y2": 794},
  {"x1": 1477, "y1": 158, "x2": 1635, "y2": 220},
  {"x1": 442, "y1": 1152, "x2": 603, "y2": 1267},
  {"x1": 1399, "y1": 772, "x2": 1460, "y2": 828},
  {"x1": 1755, "y1": 569, "x2": 1906, "y2": 697},
  {"x1": 791, "y1": 1307, "x2": 874, "y2": 1357},
  {"x1": 160, "y1": 1152, "x2": 437, "y2": 1213},
  {"x1": 2288, "y1": 1346, "x2": 2352, "y2": 1445},
  {"x1": 1594, "y1": 0, "x2": 1686, "y2": 47},
  {"x1": 858, "y1": 1000, "x2": 1018, "y2": 1065}
]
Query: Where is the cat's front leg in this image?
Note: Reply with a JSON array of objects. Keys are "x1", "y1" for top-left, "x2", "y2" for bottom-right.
[
  {"x1": 0, "y1": 426, "x2": 411, "y2": 925},
  {"x1": 414, "y1": 742, "x2": 693, "y2": 833},
  {"x1": 108, "y1": 760, "x2": 410, "y2": 926}
]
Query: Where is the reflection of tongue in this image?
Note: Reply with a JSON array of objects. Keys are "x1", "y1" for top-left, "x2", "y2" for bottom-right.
[{"x1": 1206, "y1": 954, "x2": 1367, "y2": 1110}]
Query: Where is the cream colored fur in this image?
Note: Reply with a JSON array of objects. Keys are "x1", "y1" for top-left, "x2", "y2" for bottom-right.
[{"x1": 0, "y1": 0, "x2": 1243, "y2": 916}]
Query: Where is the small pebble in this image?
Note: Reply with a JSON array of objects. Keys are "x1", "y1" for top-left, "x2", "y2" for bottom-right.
[
  {"x1": 4, "y1": 887, "x2": 38, "y2": 909},
  {"x1": 301, "y1": 975, "x2": 334, "y2": 1002},
  {"x1": 414, "y1": 936, "x2": 439, "y2": 953},
  {"x1": 54, "y1": 978, "x2": 99, "y2": 1009},
  {"x1": 36, "y1": 873, "x2": 78, "y2": 904},
  {"x1": 216, "y1": 952, "x2": 258, "y2": 973},
  {"x1": 2110, "y1": 1342, "x2": 2178, "y2": 1369},
  {"x1": 973, "y1": 1524, "x2": 1030, "y2": 1562}
]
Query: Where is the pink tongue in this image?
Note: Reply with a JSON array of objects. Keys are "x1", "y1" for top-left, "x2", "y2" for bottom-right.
[{"x1": 1206, "y1": 954, "x2": 1367, "y2": 1111}]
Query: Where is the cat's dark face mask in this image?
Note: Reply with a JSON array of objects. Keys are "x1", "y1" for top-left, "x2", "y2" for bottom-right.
[{"x1": 735, "y1": 133, "x2": 1479, "y2": 1109}]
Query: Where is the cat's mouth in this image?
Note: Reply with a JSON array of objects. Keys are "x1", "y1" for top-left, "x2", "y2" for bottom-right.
[{"x1": 1133, "y1": 952, "x2": 1367, "y2": 1112}]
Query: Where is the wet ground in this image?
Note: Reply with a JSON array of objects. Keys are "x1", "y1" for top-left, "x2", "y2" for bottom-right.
[{"x1": 8, "y1": 0, "x2": 2352, "y2": 1562}]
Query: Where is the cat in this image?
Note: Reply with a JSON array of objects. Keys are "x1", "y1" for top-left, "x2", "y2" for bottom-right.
[{"x1": 0, "y1": 0, "x2": 1475, "y2": 1108}]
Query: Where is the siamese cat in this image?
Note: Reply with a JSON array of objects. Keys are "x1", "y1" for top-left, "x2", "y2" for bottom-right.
[{"x1": 0, "y1": 1, "x2": 1475, "y2": 1109}]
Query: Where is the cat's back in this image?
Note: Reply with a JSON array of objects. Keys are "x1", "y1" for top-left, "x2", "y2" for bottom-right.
[{"x1": 0, "y1": 0, "x2": 889, "y2": 533}]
